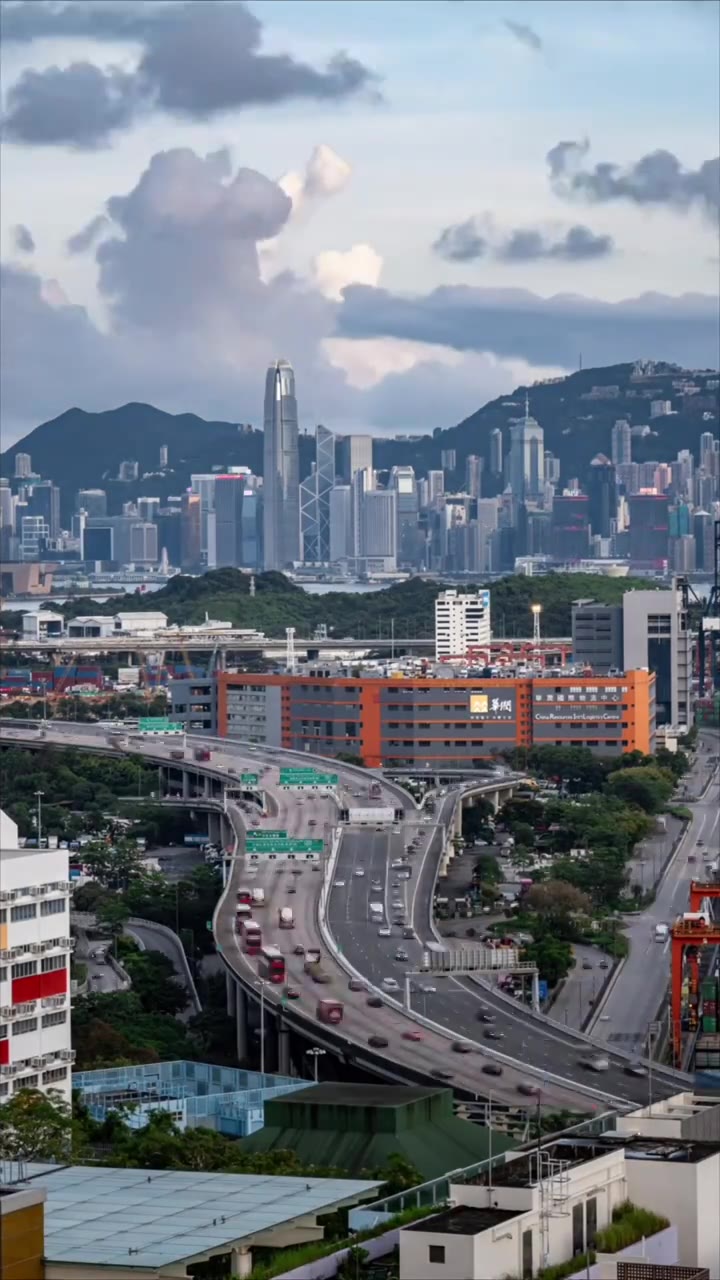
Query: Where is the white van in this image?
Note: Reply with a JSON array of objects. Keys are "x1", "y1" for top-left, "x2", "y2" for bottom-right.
[{"x1": 369, "y1": 901, "x2": 384, "y2": 921}]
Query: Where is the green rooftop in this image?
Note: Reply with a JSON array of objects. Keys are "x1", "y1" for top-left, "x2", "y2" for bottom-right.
[{"x1": 239, "y1": 1083, "x2": 516, "y2": 1180}]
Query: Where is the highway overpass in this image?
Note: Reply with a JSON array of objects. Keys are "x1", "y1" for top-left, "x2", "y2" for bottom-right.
[{"x1": 0, "y1": 719, "x2": 692, "y2": 1109}]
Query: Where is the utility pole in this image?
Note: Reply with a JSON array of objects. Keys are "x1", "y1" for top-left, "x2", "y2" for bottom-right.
[{"x1": 35, "y1": 790, "x2": 44, "y2": 850}]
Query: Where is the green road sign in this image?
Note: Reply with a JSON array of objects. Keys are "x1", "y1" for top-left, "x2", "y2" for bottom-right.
[
  {"x1": 246, "y1": 830, "x2": 287, "y2": 840},
  {"x1": 240, "y1": 773, "x2": 259, "y2": 786},
  {"x1": 246, "y1": 837, "x2": 324, "y2": 854},
  {"x1": 279, "y1": 768, "x2": 338, "y2": 787},
  {"x1": 139, "y1": 718, "x2": 184, "y2": 734}
]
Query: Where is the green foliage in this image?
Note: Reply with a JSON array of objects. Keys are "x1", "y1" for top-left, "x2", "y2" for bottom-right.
[
  {"x1": 606, "y1": 766, "x2": 675, "y2": 814},
  {"x1": 0, "y1": 745, "x2": 156, "y2": 837},
  {"x1": 0, "y1": 1088, "x2": 72, "y2": 1164},
  {"x1": 118, "y1": 940, "x2": 188, "y2": 1016},
  {"x1": 72, "y1": 991, "x2": 197, "y2": 1069},
  {"x1": 525, "y1": 881, "x2": 592, "y2": 931},
  {"x1": 246, "y1": 1203, "x2": 440, "y2": 1280},
  {"x1": 524, "y1": 935, "x2": 574, "y2": 986},
  {"x1": 538, "y1": 1252, "x2": 595, "y2": 1280},
  {"x1": 595, "y1": 1200, "x2": 670, "y2": 1252}
]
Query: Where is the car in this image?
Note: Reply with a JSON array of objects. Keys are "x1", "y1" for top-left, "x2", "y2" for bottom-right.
[
  {"x1": 402, "y1": 1030, "x2": 423, "y2": 1041},
  {"x1": 599, "y1": 959, "x2": 609, "y2": 969},
  {"x1": 391, "y1": 881, "x2": 400, "y2": 889},
  {"x1": 367, "y1": 995, "x2": 383, "y2": 1008},
  {"x1": 334, "y1": 879, "x2": 346, "y2": 888},
  {"x1": 402, "y1": 927, "x2": 415, "y2": 939},
  {"x1": 287, "y1": 885, "x2": 297, "y2": 894},
  {"x1": 697, "y1": 839, "x2": 705, "y2": 847},
  {"x1": 431, "y1": 1069, "x2": 453, "y2": 1081},
  {"x1": 371, "y1": 882, "x2": 383, "y2": 892},
  {"x1": 394, "y1": 949, "x2": 409, "y2": 962},
  {"x1": 582, "y1": 960, "x2": 593, "y2": 970},
  {"x1": 482, "y1": 1062, "x2": 503, "y2": 1077},
  {"x1": 348, "y1": 978, "x2": 366, "y2": 991},
  {"x1": 292, "y1": 867, "x2": 303, "y2": 876},
  {"x1": 284, "y1": 986, "x2": 300, "y2": 1000},
  {"x1": 393, "y1": 918, "x2": 406, "y2": 927},
  {"x1": 308, "y1": 818, "x2": 317, "y2": 826},
  {"x1": 368, "y1": 1035, "x2": 389, "y2": 1049},
  {"x1": 378, "y1": 926, "x2": 392, "y2": 937},
  {"x1": 293, "y1": 944, "x2": 306, "y2": 956},
  {"x1": 392, "y1": 900, "x2": 404, "y2": 911},
  {"x1": 381, "y1": 977, "x2": 400, "y2": 992},
  {"x1": 420, "y1": 984, "x2": 436, "y2": 994},
  {"x1": 452, "y1": 1041, "x2": 472, "y2": 1053},
  {"x1": 484, "y1": 1029, "x2": 504, "y2": 1040},
  {"x1": 354, "y1": 869, "x2": 365, "y2": 878},
  {"x1": 687, "y1": 854, "x2": 696, "y2": 862},
  {"x1": 624, "y1": 1061, "x2": 648, "y2": 1077},
  {"x1": 517, "y1": 1081, "x2": 541, "y2": 1097},
  {"x1": 252, "y1": 819, "x2": 260, "y2": 827},
  {"x1": 477, "y1": 1011, "x2": 495, "y2": 1023},
  {"x1": 579, "y1": 1055, "x2": 610, "y2": 1073}
]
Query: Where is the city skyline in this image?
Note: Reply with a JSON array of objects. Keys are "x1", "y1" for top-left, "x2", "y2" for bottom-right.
[{"x1": 1, "y1": 0, "x2": 718, "y2": 446}]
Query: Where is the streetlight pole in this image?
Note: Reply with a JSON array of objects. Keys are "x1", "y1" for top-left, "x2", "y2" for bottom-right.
[
  {"x1": 35, "y1": 790, "x2": 44, "y2": 850},
  {"x1": 257, "y1": 980, "x2": 267, "y2": 1075},
  {"x1": 306, "y1": 1046, "x2": 326, "y2": 1082}
]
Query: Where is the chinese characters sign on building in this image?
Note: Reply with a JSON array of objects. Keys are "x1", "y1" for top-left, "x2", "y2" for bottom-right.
[{"x1": 469, "y1": 691, "x2": 515, "y2": 719}]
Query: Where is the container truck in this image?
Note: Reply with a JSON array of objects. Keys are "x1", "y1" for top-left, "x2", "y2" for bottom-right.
[
  {"x1": 655, "y1": 923, "x2": 669, "y2": 942},
  {"x1": 194, "y1": 746, "x2": 211, "y2": 761},
  {"x1": 279, "y1": 907, "x2": 294, "y2": 929},
  {"x1": 304, "y1": 949, "x2": 330, "y2": 983},
  {"x1": 317, "y1": 999, "x2": 344, "y2": 1024}
]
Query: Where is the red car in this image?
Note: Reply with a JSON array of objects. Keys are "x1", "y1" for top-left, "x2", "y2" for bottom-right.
[
  {"x1": 402, "y1": 1030, "x2": 423, "y2": 1042},
  {"x1": 284, "y1": 986, "x2": 300, "y2": 1000}
]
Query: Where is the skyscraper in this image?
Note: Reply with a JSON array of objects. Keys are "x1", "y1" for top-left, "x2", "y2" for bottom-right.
[
  {"x1": 335, "y1": 434, "x2": 372, "y2": 483},
  {"x1": 300, "y1": 425, "x2": 335, "y2": 563},
  {"x1": 588, "y1": 454, "x2": 617, "y2": 538},
  {"x1": 489, "y1": 429, "x2": 503, "y2": 475},
  {"x1": 611, "y1": 419, "x2": 632, "y2": 467},
  {"x1": 14, "y1": 453, "x2": 32, "y2": 479},
  {"x1": 263, "y1": 359, "x2": 300, "y2": 570},
  {"x1": 508, "y1": 400, "x2": 544, "y2": 500},
  {"x1": 464, "y1": 455, "x2": 483, "y2": 498},
  {"x1": 215, "y1": 473, "x2": 246, "y2": 567}
]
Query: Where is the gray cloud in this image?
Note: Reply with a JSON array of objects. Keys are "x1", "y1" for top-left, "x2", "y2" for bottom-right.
[
  {"x1": 548, "y1": 139, "x2": 720, "y2": 218},
  {"x1": 2, "y1": 2, "x2": 377, "y2": 147},
  {"x1": 432, "y1": 219, "x2": 487, "y2": 262},
  {"x1": 3, "y1": 63, "x2": 139, "y2": 147},
  {"x1": 13, "y1": 224, "x2": 35, "y2": 253},
  {"x1": 498, "y1": 224, "x2": 613, "y2": 261},
  {"x1": 433, "y1": 216, "x2": 613, "y2": 262},
  {"x1": 503, "y1": 19, "x2": 542, "y2": 50},
  {"x1": 337, "y1": 283, "x2": 719, "y2": 370},
  {"x1": 66, "y1": 214, "x2": 111, "y2": 255}
]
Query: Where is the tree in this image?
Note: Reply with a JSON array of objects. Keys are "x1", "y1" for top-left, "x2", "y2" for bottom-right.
[
  {"x1": 0, "y1": 1089, "x2": 72, "y2": 1166},
  {"x1": 526, "y1": 881, "x2": 592, "y2": 931},
  {"x1": 606, "y1": 767, "x2": 674, "y2": 814},
  {"x1": 524, "y1": 935, "x2": 573, "y2": 987},
  {"x1": 472, "y1": 854, "x2": 502, "y2": 885}
]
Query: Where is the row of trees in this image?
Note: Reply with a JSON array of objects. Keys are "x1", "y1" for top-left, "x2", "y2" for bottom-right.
[{"x1": 0, "y1": 745, "x2": 158, "y2": 838}]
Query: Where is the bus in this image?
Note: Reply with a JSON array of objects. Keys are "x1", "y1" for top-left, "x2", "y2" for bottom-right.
[
  {"x1": 235, "y1": 903, "x2": 252, "y2": 929},
  {"x1": 237, "y1": 887, "x2": 253, "y2": 907},
  {"x1": 239, "y1": 919, "x2": 262, "y2": 955},
  {"x1": 258, "y1": 946, "x2": 286, "y2": 984}
]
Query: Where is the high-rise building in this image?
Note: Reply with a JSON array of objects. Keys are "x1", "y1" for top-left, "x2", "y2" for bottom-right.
[
  {"x1": 0, "y1": 808, "x2": 73, "y2": 1102},
  {"x1": 623, "y1": 586, "x2": 691, "y2": 727},
  {"x1": 464, "y1": 455, "x2": 483, "y2": 498},
  {"x1": 214, "y1": 474, "x2": 246, "y2": 567},
  {"x1": 129, "y1": 521, "x2": 158, "y2": 565},
  {"x1": 427, "y1": 470, "x2": 445, "y2": 504},
  {"x1": 544, "y1": 451, "x2": 560, "y2": 487},
  {"x1": 27, "y1": 482, "x2": 60, "y2": 539},
  {"x1": 571, "y1": 602, "x2": 624, "y2": 672},
  {"x1": 359, "y1": 488, "x2": 397, "y2": 566},
  {"x1": 628, "y1": 493, "x2": 670, "y2": 566},
  {"x1": 137, "y1": 497, "x2": 160, "y2": 523},
  {"x1": 263, "y1": 359, "x2": 300, "y2": 570},
  {"x1": 616, "y1": 462, "x2": 640, "y2": 494},
  {"x1": 329, "y1": 485, "x2": 352, "y2": 562},
  {"x1": 611, "y1": 419, "x2": 632, "y2": 467},
  {"x1": 14, "y1": 452, "x2": 32, "y2": 479},
  {"x1": 335, "y1": 434, "x2": 372, "y2": 483},
  {"x1": 489, "y1": 429, "x2": 503, "y2": 475},
  {"x1": 551, "y1": 494, "x2": 590, "y2": 561},
  {"x1": 588, "y1": 454, "x2": 616, "y2": 538},
  {"x1": 0, "y1": 479, "x2": 12, "y2": 561},
  {"x1": 693, "y1": 510, "x2": 715, "y2": 572},
  {"x1": 20, "y1": 514, "x2": 48, "y2": 560},
  {"x1": 434, "y1": 588, "x2": 491, "y2": 660},
  {"x1": 440, "y1": 449, "x2": 456, "y2": 472},
  {"x1": 118, "y1": 460, "x2": 139, "y2": 481},
  {"x1": 181, "y1": 492, "x2": 202, "y2": 570},
  {"x1": 190, "y1": 474, "x2": 218, "y2": 569},
  {"x1": 389, "y1": 466, "x2": 421, "y2": 566},
  {"x1": 159, "y1": 444, "x2": 169, "y2": 469},
  {"x1": 300, "y1": 425, "x2": 335, "y2": 563},
  {"x1": 76, "y1": 489, "x2": 107, "y2": 518},
  {"x1": 156, "y1": 508, "x2": 182, "y2": 567},
  {"x1": 508, "y1": 403, "x2": 544, "y2": 500}
]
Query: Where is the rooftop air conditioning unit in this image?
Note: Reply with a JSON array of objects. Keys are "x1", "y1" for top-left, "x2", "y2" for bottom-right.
[
  {"x1": 29, "y1": 886, "x2": 46, "y2": 897},
  {"x1": 0, "y1": 1066, "x2": 17, "y2": 1079},
  {"x1": 30, "y1": 1057, "x2": 45, "y2": 1069},
  {"x1": 0, "y1": 892, "x2": 14, "y2": 904},
  {"x1": 59, "y1": 1049, "x2": 76, "y2": 1063},
  {"x1": 0, "y1": 1006, "x2": 14, "y2": 1019},
  {"x1": 30, "y1": 944, "x2": 45, "y2": 955}
]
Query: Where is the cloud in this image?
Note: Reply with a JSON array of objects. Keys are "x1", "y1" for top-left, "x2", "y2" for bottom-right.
[
  {"x1": 337, "y1": 283, "x2": 719, "y2": 370},
  {"x1": 503, "y1": 19, "x2": 543, "y2": 50},
  {"x1": 2, "y1": 2, "x2": 377, "y2": 148},
  {"x1": 433, "y1": 216, "x2": 613, "y2": 262},
  {"x1": 498, "y1": 224, "x2": 613, "y2": 261},
  {"x1": 13, "y1": 224, "x2": 35, "y2": 253},
  {"x1": 548, "y1": 139, "x2": 720, "y2": 219},
  {"x1": 432, "y1": 218, "x2": 487, "y2": 262},
  {"x1": 66, "y1": 214, "x2": 111, "y2": 255},
  {"x1": 278, "y1": 144, "x2": 352, "y2": 213},
  {"x1": 312, "y1": 244, "x2": 383, "y2": 301}
]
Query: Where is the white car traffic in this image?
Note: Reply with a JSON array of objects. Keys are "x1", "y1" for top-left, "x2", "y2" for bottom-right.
[
  {"x1": 354, "y1": 868, "x2": 365, "y2": 878},
  {"x1": 377, "y1": 926, "x2": 392, "y2": 937},
  {"x1": 381, "y1": 977, "x2": 400, "y2": 992},
  {"x1": 334, "y1": 879, "x2": 346, "y2": 888}
]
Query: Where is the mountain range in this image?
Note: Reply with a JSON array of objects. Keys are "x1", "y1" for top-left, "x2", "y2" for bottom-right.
[{"x1": 2, "y1": 360, "x2": 717, "y2": 522}]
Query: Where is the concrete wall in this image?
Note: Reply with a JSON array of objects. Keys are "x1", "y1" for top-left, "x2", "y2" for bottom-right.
[{"x1": 625, "y1": 1152, "x2": 720, "y2": 1272}]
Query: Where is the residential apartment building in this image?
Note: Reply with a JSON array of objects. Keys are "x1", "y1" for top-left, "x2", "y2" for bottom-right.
[
  {"x1": 434, "y1": 589, "x2": 492, "y2": 660},
  {"x1": 0, "y1": 809, "x2": 73, "y2": 1103}
]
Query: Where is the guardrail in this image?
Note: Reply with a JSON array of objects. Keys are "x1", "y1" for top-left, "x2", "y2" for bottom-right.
[{"x1": 126, "y1": 917, "x2": 202, "y2": 1015}]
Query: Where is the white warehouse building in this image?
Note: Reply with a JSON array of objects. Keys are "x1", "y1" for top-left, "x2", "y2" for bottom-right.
[
  {"x1": 0, "y1": 809, "x2": 73, "y2": 1103},
  {"x1": 434, "y1": 589, "x2": 491, "y2": 660}
]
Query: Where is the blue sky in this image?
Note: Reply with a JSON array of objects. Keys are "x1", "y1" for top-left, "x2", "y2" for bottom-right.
[{"x1": 1, "y1": 0, "x2": 718, "y2": 445}]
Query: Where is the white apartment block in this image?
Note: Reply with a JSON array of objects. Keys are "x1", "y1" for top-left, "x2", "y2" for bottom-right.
[
  {"x1": 434, "y1": 589, "x2": 492, "y2": 660},
  {"x1": 400, "y1": 1103, "x2": 720, "y2": 1280},
  {"x1": 0, "y1": 810, "x2": 74, "y2": 1104}
]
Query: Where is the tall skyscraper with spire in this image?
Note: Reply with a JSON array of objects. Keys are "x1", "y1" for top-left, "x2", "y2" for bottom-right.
[
  {"x1": 263, "y1": 359, "x2": 300, "y2": 570},
  {"x1": 508, "y1": 393, "x2": 544, "y2": 500}
]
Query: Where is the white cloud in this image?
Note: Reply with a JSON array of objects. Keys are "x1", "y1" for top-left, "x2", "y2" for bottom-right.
[{"x1": 312, "y1": 243, "x2": 383, "y2": 302}]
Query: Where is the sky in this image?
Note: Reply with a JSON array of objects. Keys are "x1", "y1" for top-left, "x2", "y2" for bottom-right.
[{"x1": 1, "y1": 0, "x2": 718, "y2": 448}]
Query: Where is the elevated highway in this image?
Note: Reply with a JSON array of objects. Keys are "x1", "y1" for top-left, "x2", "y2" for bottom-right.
[{"x1": 0, "y1": 719, "x2": 690, "y2": 1108}]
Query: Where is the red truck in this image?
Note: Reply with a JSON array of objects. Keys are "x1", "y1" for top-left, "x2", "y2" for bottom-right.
[
  {"x1": 170, "y1": 749, "x2": 185, "y2": 761},
  {"x1": 194, "y1": 747, "x2": 211, "y2": 761}
]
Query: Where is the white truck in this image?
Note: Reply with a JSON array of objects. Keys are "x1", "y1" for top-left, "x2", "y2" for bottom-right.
[
  {"x1": 251, "y1": 887, "x2": 266, "y2": 907},
  {"x1": 654, "y1": 923, "x2": 669, "y2": 942},
  {"x1": 279, "y1": 906, "x2": 294, "y2": 929}
]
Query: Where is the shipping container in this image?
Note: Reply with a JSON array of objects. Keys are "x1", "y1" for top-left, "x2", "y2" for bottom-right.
[{"x1": 702, "y1": 1017, "x2": 718, "y2": 1033}]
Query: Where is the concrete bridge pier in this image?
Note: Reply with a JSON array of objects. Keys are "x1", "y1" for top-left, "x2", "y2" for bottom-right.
[
  {"x1": 278, "y1": 1019, "x2": 291, "y2": 1076},
  {"x1": 235, "y1": 984, "x2": 248, "y2": 1062}
]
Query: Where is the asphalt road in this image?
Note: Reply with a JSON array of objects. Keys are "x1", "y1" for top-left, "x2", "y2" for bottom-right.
[{"x1": 590, "y1": 763, "x2": 720, "y2": 1052}]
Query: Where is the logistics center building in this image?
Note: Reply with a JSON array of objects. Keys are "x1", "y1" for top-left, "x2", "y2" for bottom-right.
[{"x1": 213, "y1": 669, "x2": 656, "y2": 768}]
